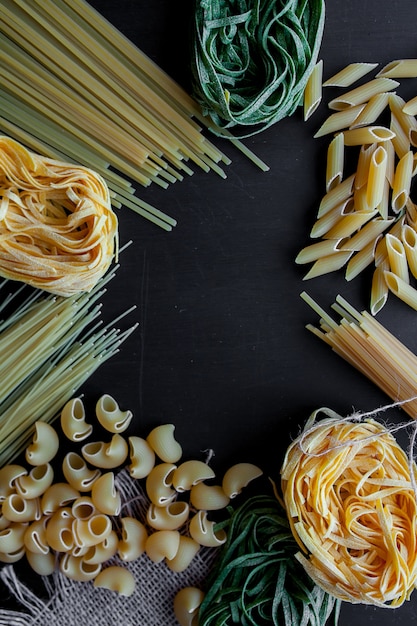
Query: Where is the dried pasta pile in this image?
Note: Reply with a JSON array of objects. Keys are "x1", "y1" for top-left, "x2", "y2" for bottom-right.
[
  {"x1": 191, "y1": 0, "x2": 325, "y2": 136},
  {"x1": 0, "y1": 136, "x2": 117, "y2": 296},
  {"x1": 281, "y1": 408, "x2": 417, "y2": 608},
  {"x1": 296, "y1": 59, "x2": 417, "y2": 314}
]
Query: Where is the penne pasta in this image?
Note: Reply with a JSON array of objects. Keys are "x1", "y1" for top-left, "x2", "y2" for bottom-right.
[
  {"x1": 354, "y1": 143, "x2": 377, "y2": 189},
  {"x1": 385, "y1": 234, "x2": 409, "y2": 282},
  {"x1": 390, "y1": 113, "x2": 410, "y2": 159},
  {"x1": 345, "y1": 236, "x2": 382, "y2": 282},
  {"x1": 388, "y1": 94, "x2": 417, "y2": 146},
  {"x1": 302, "y1": 250, "x2": 353, "y2": 280},
  {"x1": 323, "y1": 62, "x2": 379, "y2": 88},
  {"x1": 304, "y1": 59, "x2": 323, "y2": 121},
  {"x1": 340, "y1": 217, "x2": 394, "y2": 252},
  {"x1": 326, "y1": 132, "x2": 344, "y2": 192},
  {"x1": 317, "y1": 174, "x2": 356, "y2": 217},
  {"x1": 310, "y1": 198, "x2": 354, "y2": 239},
  {"x1": 296, "y1": 239, "x2": 348, "y2": 265},
  {"x1": 370, "y1": 264, "x2": 390, "y2": 315},
  {"x1": 349, "y1": 92, "x2": 390, "y2": 129},
  {"x1": 366, "y1": 146, "x2": 388, "y2": 209},
  {"x1": 328, "y1": 77, "x2": 399, "y2": 111},
  {"x1": 314, "y1": 104, "x2": 366, "y2": 138},
  {"x1": 342, "y1": 125, "x2": 395, "y2": 146},
  {"x1": 384, "y1": 270, "x2": 417, "y2": 310},
  {"x1": 403, "y1": 95, "x2": 417, "y2": 116},
  {"x1": 402, "y1": 224, "x2": 417, "y2": 278},
  {"x1": 377, "y1": 59, "x2": 417, "y2": 78},
  {"x1": 392, "y1": 150, "x2": 413, "y2": 212},
  {"x1": 383, "y1": 139, "x2": 396, "y2": 186},
  {"x1": 324, "y1": 210, "x2": 378, "y2": 240}
]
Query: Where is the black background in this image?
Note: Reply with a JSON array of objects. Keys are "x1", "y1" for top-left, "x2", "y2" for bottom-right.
[{"x1": 3, "y1": 1, "x2": 417, "y2": 624}]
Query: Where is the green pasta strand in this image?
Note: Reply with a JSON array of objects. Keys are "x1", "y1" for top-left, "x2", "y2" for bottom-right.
[
  {"x1": 198, "y1": 494, "x2": 341, "y2": 626},
  {"x1": 191, "y1": 0, "x2": 325, "y2": 136}
]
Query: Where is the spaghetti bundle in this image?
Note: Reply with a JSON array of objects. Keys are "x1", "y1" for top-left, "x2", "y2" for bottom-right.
[
  {"x1": 281, "y1": 408, "x2": 417, "y2": 607},
  {"x1": 0, "y1": 136, "x2": 117, "y2": 296},
  {"x1": 191, "y1": 0, "x2": 325, "y2": 136}
]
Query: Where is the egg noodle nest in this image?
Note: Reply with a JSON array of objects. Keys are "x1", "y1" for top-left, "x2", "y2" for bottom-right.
[
  {"x1": 280, "y1": 408, "x2": 417, "y2": 608},
  {"x1": 0, "y1": 136, "x2": 117, "y2": 297}
]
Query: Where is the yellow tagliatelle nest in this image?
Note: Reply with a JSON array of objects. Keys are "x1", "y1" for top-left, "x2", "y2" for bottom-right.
[
  {"x1": 280, "y1": 408, "x2": 417, "y2": 608},
  {"x1": 0, "y1": 136, "x2": 117, "y2": 296}
]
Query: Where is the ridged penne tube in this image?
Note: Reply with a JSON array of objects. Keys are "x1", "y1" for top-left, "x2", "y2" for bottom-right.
[
  {"x1": 384, "y1": 139, "x2": 396, "y2": 185},
  {"x1": 25, "y1": 549, "x2": 56, "y2": 576},
  {"x1": 222, "y1": 463, "x2": 263, "y2": 498},
  {"x1": 323, "y1": 62, "x2": 379, "y2": 88},
  {"x1": 81, "y1": 435, "x2": 129, "y2": 469},
  {"x1": 326, "y1": 133, "x2": 344, "y2": 192},
  {"x1": 127, "y1": 436, "x2": 155, "y2": 479},
  {"x1": 118, "y1": 517, "x2": 147, "y2": 561},
  {"x1": 189, "y1": 483, "x2": 230, "y2": 511},
  {"x1": 350, "y1": 92, "x2": 390, "y2": 129},
  {"x1": 314, "y1": 104, "x2": 366, "y2": 138},
  {"x1": 388, "y1": 94, "x2": 417, "y2": 146},
  {"x1": 15, "y1": 464, "x2": 54, "y2": 500},
  {"x1": 377, "y1": 178, "x2": 391, "y2": 220},
  {"x1": 1, "y1": 494, "x2": 39, "y2": 523},
  {"x1": 166, "y1": 536, "x2": 200, "y2": 573},
  {"x1": 60, "y1": 553, "x2": 101, "y2": 582},
  {"x1": 23, "y1": 518, "x2": 49, "y2": 555},
  {"x1": 91, "y1": 472, "x2": 121, "y2": 516},
  {"x1": 145, "y1": 529, "x2": 180, "y2": 563},
  {"x1": 403, "y1": 95, "x2": 417, "y2": 116},
  {"x1": 384, "y1": 270, "x2": 417, "y2": 310},
  {"x1": 172, "y1": 460, "x2": 216, "y2": 492},
  {"x1": 189, "y1": 511, "x2": 227, "y2": 548},
  {"x1": 371, "y1": 264, "x2": 390, "y2": 315},
  {"x1": 324, "y1": 211, "x2": 378, "y2": 240},
  {"x1": 366, "y1": 146, "x2": 388, "y2": 209},
  {"x1": 296, "y1": 238, "x2": 348, "y2": 265},
  {"x1": 407, "y1": 199, "x2": 417, "y2": 224},
  {"x1": 412, "y1": 155, "x2": 417, "y2": 178},
  {"x1": 328, "y1": 78, "x2": 399, "y2": 111},
  {"x1": 0, "y1": 465, "x2": 27, "y2": 500},
  {"x1": 392, "y1": 151, "x2": 413, "y2": 212},
  {"x1": 390, "y1": 113, "x2": 410, "y2": 159},
  {"x1": 93, "y1": 566, "x2": 135, "y2": 596},
  {"x1": 72, "y1": 496, "x2": 96, "y2": 520},
  {"x1": 345, "y1": 237, "x2": 381, "y2": 282},
  {"x1": 41, "y1": 483, "x2": 80, "y2": 516},
  {"x1": 145, "y1": 463, "x2": 177, "y2": 507},
  {"x1": 302, "y1": 250, "x2": 353, "y2": 280},
  {"x1": 342, "y1": 126, "x2": 395, "y2": 147},
  {"x1": 377, "y1": 59, "x2": 417, "y2": 78},
  {"x1": 402, "y1": 224, "x2": 417, "y2": 278},
  {"x1": 304, "y1": 59, "x2": 323, "y2": 121},
  {"x1": 341, "y1": 215, "x2": 395, "y2": 252},
  {"x1": 147, "y1": 501, "x2": 189, "y2": 531},
  {"x1": 317, "y1": 174, "x2": 355, "y2": 217},
  {"x1": 62, "y1": 452, "x2": 101, "y2": 492},
  {"x1": 146, "y1": 424, "x2": 183, "y2": 463},
  {"x1": 385, "y1": 234, "x2": 410, "y2": 283},
  {"x1": 72, "y1": 514, "x2": 112, "y2": 548},
  {"x1": 25, "y1": 422, "x2": 59, "y2": 466},
  {"x1": 310, "y1": 198, "x2": 354, "y2": 239},
  {"x1": 45, "y1": 508, "x2": 74, "y2": 553},
  {"x1": 83, "y1": 530, "x2": 119, "y2": 565},
  {"x1": 60, "y1": 397, "x2": 92, "y2": 442},
  {"x1": 95, "y1": 394, "x2": 133, "y2": 433},
  {"x1": 173, "y1": 587, "x2": 205, "y2": 626},
  {"x1": 0, "y1": 523, "x2": 27, "y2": 554},
  {"x1": 352, "y1": 184, "x2": 371, "y2": 212},
  {"x1": 0, "y1": 547, "x2": 25, "y2": 563}
]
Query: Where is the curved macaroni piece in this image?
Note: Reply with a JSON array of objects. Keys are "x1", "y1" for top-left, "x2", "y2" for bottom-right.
[
  {"x1": 15, "y1": 463, "x2": 54, "y2": 500},
  {"x1": 166, "y1": 536, "x2": 200, "y2": 573},
  {"x1": 26, "y1": 549, "x2": 56, "y2": 576},
  {"x1": 189, "y1": 511, "x2": 227, "y2": 548},
  {"x1": 0, "y1": 546, "x2": 25, "y2": 564},
  {"x1": 25, "y1": 422, "x2": 59, "y2": 466},
  {"x1": 128, "y1": 436, "x2": 155, "y2": 480},
  {"x1": 173, "y1": 586, "x2": 205, "y2": 626},
  {"x1": 41, "y1": 482, "x2": 80, "y2": 516},
  {"x1": 83, "y1": 530, "x2": 119, "y2": 565},
  {"x1": 93, "y1": 566, "x2": 135, "y2": 596},
  {"x1": 222, "y1": 463, "x2": 263, "y2": 499},
  {"x1": 60, "y1": 553, "x2": 101, "y2": 582},
  {"x1": 2, "y1": 494, "x2": 40, "y2": 523},
  {"x1": 72, "y1": 514, "x2": 112, "y2": 548},
  {"x1": 146, "y1": 424, "x2": 182, "y2": 463},
  {"x1": 91, "y1": 472, "x2": 121, "y2": 516},
  {"x1": 60, "y1": 397, "x2": 92, "y2": 442},
  {"x1": 118, "y1": 517, "x2": 148, "y2": 562},
  {"x1": 145, "y1": 529, "x2": 180, "y2": 563},
  {"x1": 172, "y1": 460, "x2": 215, "y2": 493},
  {"x1": 145, "y1": 463, "x2": 177, "y2": 507},
  {"x1": 0, "y1": 512, "x2": 10, "y2": 532},
  {"x1": 24, "y1": 518, "x2": 49, "y2": 555},
  {"x1": 0, "y1": 522, "x2": 27, "y2": 554},
  {"x1": 0, "y1": 465, "x2": 27, "y2": 500},
  {"x1": 146, "y1": 501, "x2": 189, "y2": 531},
  {"x1": 72, "y1": 496, "x2": 96, "y2": 520},
  {"x1": 45, "y1": 507, "x2": 75, "y2": 553},
  {"x1": 189, "y1": 483, "x2": 230, "y2": 511},
  {"x1": 95, "y1": 394, "x2": 133, "y2": 433},
  {"x1": 62, "y1": 452, "x2": 101, "y2": 492},
  {"x1": 70, "y1": 544, "x2": 90, "y2": 559},
  {"x1": 81, "y1": 435, "x2": 128, "y2": 469}
]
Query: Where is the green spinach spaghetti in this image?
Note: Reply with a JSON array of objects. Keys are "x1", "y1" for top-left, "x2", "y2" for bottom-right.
[{"x1": 191, "y1": 0, "x2": 325, "y2": 137}]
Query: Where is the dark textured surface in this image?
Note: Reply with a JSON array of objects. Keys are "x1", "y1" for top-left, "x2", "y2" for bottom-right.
[{"x1": 2, "y1": 1, "x2": 417, "y2": 623}]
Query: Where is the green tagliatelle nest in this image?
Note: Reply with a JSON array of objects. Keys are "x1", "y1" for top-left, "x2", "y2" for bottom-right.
[{"x1": 191, "y1": 0, "x2": 325, "y2": 136}]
